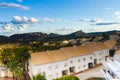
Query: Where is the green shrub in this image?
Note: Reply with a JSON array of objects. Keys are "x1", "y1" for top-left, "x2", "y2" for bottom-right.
[
  {"x1": 86, "y1": 77, "x2": 105, "y2": 80},
  {"x1": 54, "y1": 76, "x2": 79, "y2": 80},
  {"x1": 109, "y1": 49, "x2": 115, "y2": 57},
  {"x1": 32, "y1": 73, "x2": 46, "y2": 80}
]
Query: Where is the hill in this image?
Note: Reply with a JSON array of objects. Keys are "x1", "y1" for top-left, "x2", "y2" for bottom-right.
[{"x1": 0, "y1": 30, "x2": 119, "y2": 44}]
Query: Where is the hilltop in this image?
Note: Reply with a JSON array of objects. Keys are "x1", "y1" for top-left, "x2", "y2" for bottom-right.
[{"x1": 0, "y1": 30, "x2": 119, "y2": 44}]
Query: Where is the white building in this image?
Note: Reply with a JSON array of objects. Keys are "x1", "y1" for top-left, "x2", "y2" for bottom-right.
[
  {"x1": 101, "y1": 49, "x2": 120, "y2": 80},
  {"x1": 0, "y1": 65, "x2": 12, "y2": 78},
  {"x1": 109, "y1": 34, "x2": 120, "y2": 41},
  {"x1": 28, "y1": 42, "x2": 109, "y2": 80}
]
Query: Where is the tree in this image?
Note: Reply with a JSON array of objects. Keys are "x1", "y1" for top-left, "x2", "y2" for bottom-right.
[
  {"x1": 109, "y1": 49, "x2": 115, "y2": 57},
  {"x1": 0, "y1": 46, "x2": 31, "y2": 80},
  {"x1": 32, "y1": 73, "x2": 46, "y2": 80},
  {"x1": 13, "y1": 46, "x2": 31, "y2": 80},
  {"x1": 0, "y1": 48, "x2": 23, "y2": 80},
  {"x1": 54, "y1": 76, "x2": 79, "y2": 80}
]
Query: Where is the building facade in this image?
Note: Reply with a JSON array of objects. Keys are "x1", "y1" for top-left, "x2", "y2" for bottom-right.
[
  {"x1": 101, "y1": 49, "x2": 120, "y2": 80},
  {"x1": 28, "y1": 42, "x2": 109, "y2": 80}
]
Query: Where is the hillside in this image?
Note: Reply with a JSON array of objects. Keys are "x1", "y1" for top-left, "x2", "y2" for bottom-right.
[{"x1": 0, "y1": 30, "x2": 119, "y2": 44}]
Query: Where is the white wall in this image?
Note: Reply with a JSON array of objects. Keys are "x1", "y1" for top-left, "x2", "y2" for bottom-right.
[
  {"x1": 93, "y1": 49, "x2": 109, "y2": 64},
  {"x1": 28, "y1": 49, "x2": 109, "y2": 80}
]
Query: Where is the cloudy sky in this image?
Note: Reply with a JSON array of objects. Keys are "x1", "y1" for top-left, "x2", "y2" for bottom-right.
[{"x1": 0, "y1": 0, "x2": 120, "y2": 36}]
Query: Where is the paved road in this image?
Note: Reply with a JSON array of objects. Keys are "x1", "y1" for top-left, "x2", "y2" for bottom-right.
[{"x1": 75, "y1": 65, "x2": 104, "y2": 80}]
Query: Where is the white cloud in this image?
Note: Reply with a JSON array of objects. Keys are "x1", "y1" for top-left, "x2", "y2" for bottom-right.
[
  {"x1": 79, "y1": 18, "x2": 102, "y2": 23},
  {"x1": 3, "y1": 23, "x2": 13, "y2": 30},
  {"x1": 29, "y1": 17, "x2": 39, "y2": 23},
  {"x1": 23, "y1": 16, "x2": 28, "y2": 22},
  {"x1": 103, "y1": 8, "x2": 111, "y2": 10},
  {"x1": 11, "y1": 16, "x2": 39, "y2": 24},
  {"x1": 63, "y1": 19, "x2": 70, "y2": 23},
  {"x1": 42, "y1": 17, "x2": 55, "y2": 22},
  {"x1": 0, "y1": 2, "x2": 29, "y2": 10},
  {"x1": 13, "y1": 16, "x2": 22, "y2": 23},
  {"x1": 115, "y1": 11, "x2": 120, "y2": 19},
  {"x1": 0, "y1": 16, "x2": 40, "y2": 33},
  {"x1": 115, "y1": 11, "x2": 120, "y2": 15},
  {"x1": 78, "y1": 19, "x2": 88, "y2": 22},
  {"x1": 90, "y1": 18, "x2": 102, "y2": 23}
]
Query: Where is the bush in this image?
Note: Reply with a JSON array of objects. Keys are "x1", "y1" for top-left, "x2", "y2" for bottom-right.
[
  {"x1": 109, "y1": 49, "x2": 115, "y2": 57},
  {"x1": 32, "y1": 73, "x2": 46, "y2": 80},
  {"x1": 54, "y1": 76, "x2": 79, "y2": 80},
  {"x1": 86, "y1": 77, "x2": 105, "y2": 80}
]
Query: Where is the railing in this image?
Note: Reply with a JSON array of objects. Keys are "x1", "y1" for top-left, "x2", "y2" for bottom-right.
[{"x1": 100, "y1": 68, "x2": 114, "y2": 80}]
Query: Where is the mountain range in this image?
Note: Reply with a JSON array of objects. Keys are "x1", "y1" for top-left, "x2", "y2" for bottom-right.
[{"x1": 0, "y1": 30, "x2": 119, "y2": 44}]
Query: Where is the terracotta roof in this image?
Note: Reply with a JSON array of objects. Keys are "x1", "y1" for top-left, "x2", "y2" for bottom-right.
[
  {"x1": 75, "y1": 46, "x2": 92, "y2": 56},
  {"x1": 31, "y1": 50, "x2": 67, "y2": 65},
  {"x1": 103, "y1": 39, "x2": 117, "y2": 49},
  {"x1": 60, "y1": 47, "x2": 78, "y2": 58},
  {"x1": 31, "y1": 42, "x2": 108, "y2": 65},
  {"x1": 82, "y1": 42, "x2": 108, "y2": 52}
]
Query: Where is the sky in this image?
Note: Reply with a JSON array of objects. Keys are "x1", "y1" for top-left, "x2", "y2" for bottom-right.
[{"x1": 0, "y1": 0, "x2": 120, "y2": 36}]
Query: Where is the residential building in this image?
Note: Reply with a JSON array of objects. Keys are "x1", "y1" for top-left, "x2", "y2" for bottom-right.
[
  {"x1": 109, "y1": 34, "x2": 120, "y2": 41},
  {"x1": 0, "y1": 65, "x2": 12, "y2": 78},
  {"x1": 28, "y1": 42, "x2": 109, "y2": 80},
  {"x1": 101, "y1": 49, "x2": 120, "y2": 80}
]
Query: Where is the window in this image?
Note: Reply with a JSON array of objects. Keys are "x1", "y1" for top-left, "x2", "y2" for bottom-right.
[
  {"x1": 90, "y1": 57, "x2": 92, "y2": 60},
  {"x1": 70, "y1": 60, "x2": 73, "y2": 63},
  {"x1": 83, "y1": 58, "x2": 86, "y2": 61},
  {"x1": 83, "y1": 65, "x2": 85, "y2": 68},
  {"x1": 78, "y1": 59, "x2": 80, "y2": 62},
  {"x1": 48, "y1": 66, "x2": 52, "y2": 70},
  {"x1": 55, "y1": 65, "x2": 58, "y2": 69},
  {"x1": 49, "y1": 74, "x2": 52, "y2": 78},
  {"x1": 78, "y1": 66, "x2": 80, "y2": 69},
  {"x1": 55, "y1": 73, "x2": 59, "y2": 77},
  {"x1": 64, "y1": 63, "x2": 67, "y2": 67},
  {"x1": 99, "y1": 59, "x2": 101, "y2": 61},
  {"x1": 37, "y1": 69, "x2": 41, "y2": 73}
]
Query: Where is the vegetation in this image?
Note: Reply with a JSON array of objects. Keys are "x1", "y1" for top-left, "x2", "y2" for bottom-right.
[
  {"x1": 109, "y1": 49, "x2": 115, "y2": 57},
  {"x1": 32, "y1": 72, "x2": 46, "y2": 80},
  {"x1": 54, "y1": 76, "x2": 79, "y2": 80},
  {"x1": 0, "y1": 46, "x2": 30, "y2": 80},
  {"x1": 86, "y1": 77, "x2": 105, "y2": 80}
]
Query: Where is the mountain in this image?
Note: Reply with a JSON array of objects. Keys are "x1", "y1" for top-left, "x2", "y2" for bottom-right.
[
  {"x1": 89, "y1": 30, "x2": 119, "y2": 35},
  {"x1": 0, "y1": 30, "x2": 119, "y2": 44},
  {"x1": 70, "y1": 30, "x2": 90, "y2": 37}
]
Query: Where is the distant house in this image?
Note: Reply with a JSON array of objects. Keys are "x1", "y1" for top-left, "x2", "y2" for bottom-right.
[
  {"x1": 114, "y1": 49, "x2": 120, "y2": 62},
  {"x1": 0, "y1": 64, "x2": 13, "y2": 78},
  {"x1": 61, "y1": 40, "x2": 69, "y2": 45},
  {"x1": 109, "y1": 34, "x2": 120, "y2": 41},
  {"x1": 101, "y1": 50, "x2": 120, "y2": 79},
  {"x1": 28, "y1": 42, "x2": 109, "y2": 80}
]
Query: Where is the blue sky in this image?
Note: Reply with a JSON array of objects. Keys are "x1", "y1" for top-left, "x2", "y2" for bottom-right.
[{"x1": 0, "y1": 0, "x2": 120, "y2": 36}]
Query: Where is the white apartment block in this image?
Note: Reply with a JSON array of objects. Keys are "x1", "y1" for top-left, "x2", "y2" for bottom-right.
[
  {"x1": 101, "y1": 49, "x2": 120, "y2": 80},
  {"x1": 28, "y1": 42, "x2": 110, "y2": 80}
]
